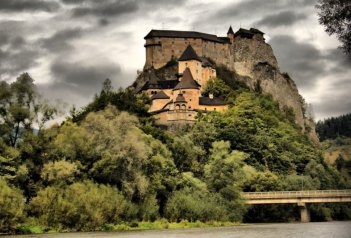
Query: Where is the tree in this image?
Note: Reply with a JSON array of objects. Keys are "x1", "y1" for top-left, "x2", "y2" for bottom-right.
[
  {"x1": 0, "y1": 179, "x2": 25, "y2": 233},
  {"x1": 316, "y1": 0, "x2": 351, "y2": 57},
  {"x1": 0, "y1": 73, "x2": 58, "y2": 147}
]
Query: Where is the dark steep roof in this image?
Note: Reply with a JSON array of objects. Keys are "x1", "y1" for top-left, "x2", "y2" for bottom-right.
[
  {"x1": 141, "y1": 79, "x2": 179, "y2": 91},
  {"x1": 144, "y1": 30, "x2": 228, "y2": 43},
  {"x1": 234, "y1": 28, "x2": 254, "y2": 38},
  {"x1": 175, "y1": 93, "x2": 186, "y2": 103},
  {"x1": 234, "y1": 28, "x2": 265, "y2": 38},
  {"x1": 199, "y1": 97, "x2": 227, "y2": 106},
  {"x1": 178, "y1": 45, "x2": 201, "y2": 62},
  {"x1": 227, "y1": 26, "x2": 234, "y2": 35},
  {"x1": 250, "y1": 28, "x2": 264, "y2": 34},
  {"x1": 173, "y1": 68, "x2": 200, "y2": 90},
  {"x1": 199, "y1": 57, "x2": 214, "y2": 68},
  {"x1": 151, "y1": 91, "x2": 170, "y2": 100}
]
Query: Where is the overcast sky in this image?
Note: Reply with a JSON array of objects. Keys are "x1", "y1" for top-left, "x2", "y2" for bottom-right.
[{"x1": 0, "y1": 0, "x2": 350, "y2": 120}]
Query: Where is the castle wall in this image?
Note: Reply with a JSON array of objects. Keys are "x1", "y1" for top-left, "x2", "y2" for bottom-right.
[
  {"x1": 149, "y1": 98, "x2": 170, "y2": 112},
  {"x1": 145, "y1": 37, "x2": 231, "y2": 69},
  {"x1": 198, "y1": 104, "x2": 228, "y2": 112}
]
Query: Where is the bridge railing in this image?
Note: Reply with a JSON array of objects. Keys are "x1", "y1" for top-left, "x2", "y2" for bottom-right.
[{"x1": 242, "y1": 190, "x2": 351, "y2": 199}]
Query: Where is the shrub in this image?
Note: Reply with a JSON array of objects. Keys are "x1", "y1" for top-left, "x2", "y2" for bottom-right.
[
  {"x1": 30, "y1": 180, "x2": 135, "y2": 231},
  {"x1": 0, "y1": 179, "x2": 25, "y2": 233}
]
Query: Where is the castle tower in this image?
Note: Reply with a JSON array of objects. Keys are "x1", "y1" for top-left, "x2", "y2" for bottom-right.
[
  {"x1": 173, "y1": 68, "x2": 200, "y2": 110},
  {"x1": 178, "y1": 45, "x2": 203, "y2": 85},
  {"x1": 227, "y1": 25, "x2": 235, "y2": 43}
]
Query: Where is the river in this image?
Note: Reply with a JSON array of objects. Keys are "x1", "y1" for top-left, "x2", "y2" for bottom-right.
[{"x1": 3, "y1": 222, "x2": 351, "y2": 238}]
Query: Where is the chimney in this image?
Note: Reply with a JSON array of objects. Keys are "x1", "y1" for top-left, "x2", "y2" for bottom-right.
[{"x1": 209, "y1": 93, "x2": 214, "y2": 99}]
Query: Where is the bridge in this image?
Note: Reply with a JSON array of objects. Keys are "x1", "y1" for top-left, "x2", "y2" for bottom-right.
[{"x1": 242, "y1": 190, "x2": 351, "y2": 222}]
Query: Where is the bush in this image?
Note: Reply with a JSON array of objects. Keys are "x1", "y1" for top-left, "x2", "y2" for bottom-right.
[
  {"x1": 30, "y1": 180, "x2": 135, "y2": 231},
  {"x1": 164, "y1": 188, "x2": 227, "y2": 222},
  {"x1": 0, "y1": 179, "x2": 25, "y2": 233}
]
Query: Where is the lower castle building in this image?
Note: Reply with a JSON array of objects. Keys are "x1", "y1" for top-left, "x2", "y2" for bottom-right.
[{"x1": 140, "y1": 44, "x2": 228, "y2": 126}]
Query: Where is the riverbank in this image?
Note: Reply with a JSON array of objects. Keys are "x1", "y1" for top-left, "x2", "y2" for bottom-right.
[
  {"x1": 3, "y1": 221, "x2": 351, "y2": 238},
  {"x1": 15, "y1": 220, "x2": 241, "y2": 235}
]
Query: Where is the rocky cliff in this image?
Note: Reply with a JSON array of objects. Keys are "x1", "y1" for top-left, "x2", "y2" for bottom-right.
[{"x1": 230, "y1": 37, "x2": 319, "y2": 144}]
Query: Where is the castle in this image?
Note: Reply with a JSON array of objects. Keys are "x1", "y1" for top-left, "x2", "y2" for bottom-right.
[
  {"x1": 137, "y1": 26, "x2": 319, "y2": 143},
  {"x1": 140, "y1": 44, "x2": 228, "y2": 126}
]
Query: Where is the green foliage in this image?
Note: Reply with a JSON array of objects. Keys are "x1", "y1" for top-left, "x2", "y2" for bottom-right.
[
  {"x1": 316, "y1": 113, "x2": 351, "y2": 140},
  {"x1": 316, "y1": 0, "x2": 351, "y2": 57},
  {"x1": 202, "y1": 77, "x2": 231, "y2": 98},
  {"x1": 30, "y1": 180, "x2": 134, "y2": 231},
  {"x1": 71, "y1": 81, "x2": 149, "y2": 123},
  {"x1": 0, "y1": 179, "x2": 25, "y2": 233},
  {"x1": 41, "y1": 160, "x2": 80, "y2": 185},
  {"x1": 164, "y1": 187, "x2": 227, "y2": 222},
  {"x1": 0, "y1": 74, "x2": 58, "y2": 147},
  {"x1": 201, "y1": 91, "x2": 321, "y2": 175}
]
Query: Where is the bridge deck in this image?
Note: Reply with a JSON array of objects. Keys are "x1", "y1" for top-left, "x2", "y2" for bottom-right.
[{"x1": 242, "y1": 190, "x2": 351, "y2": 204}]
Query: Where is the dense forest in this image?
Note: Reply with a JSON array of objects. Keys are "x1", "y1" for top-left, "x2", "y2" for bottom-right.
[
  {"x1": 316, "y1": 114, "x2": 351, "y2": 141},
  {"x1": 0, "y1": 70, "x2": 350, "y2": 234}
]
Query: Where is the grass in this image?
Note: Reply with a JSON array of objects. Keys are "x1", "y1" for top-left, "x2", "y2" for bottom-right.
[
  {"x1": 108, "y1": 220, "x2": 240, "y2": 231},
  {"x1": 17, "y1": 220, "x2": 241, "y2": 234}
]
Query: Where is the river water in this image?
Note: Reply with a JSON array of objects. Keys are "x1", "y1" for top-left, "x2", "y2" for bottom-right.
[{"x1": 4, "y1": 222, "x2": 351, "y2": 238}]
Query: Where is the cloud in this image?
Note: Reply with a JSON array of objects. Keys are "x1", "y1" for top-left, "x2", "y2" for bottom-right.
[
  {"x1": 70, "y1": 0, "x2": 139, "y2": 18},
  {"x1": 0, "y1": 0, "x2": 60, "y2": 12},
  {"x1": 40, "y1": 28, "x2": 84, "y2": 53},
  {"x1": 255, "y1": 11, "x2": 307, "y2": 28},
  {"x1": 0, "y1": 27, "x2": 40, "y2": 79},
  {"x1": 269, "y1": 35, "x2": 325, "y2": 89},
  {"x1": 50, "y1": 59, "x2": 122, "y2": 96},
  {"x1": 313, "y1": 78, "x2": 351, "y2": 119}
]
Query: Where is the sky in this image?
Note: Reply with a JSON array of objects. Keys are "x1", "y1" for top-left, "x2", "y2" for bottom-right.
[{"x1": 0, "y1": 0, "x2": 350, "y2": 120}]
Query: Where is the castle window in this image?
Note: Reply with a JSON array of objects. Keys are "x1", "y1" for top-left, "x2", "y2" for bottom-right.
[
  {"x1": 188, "y1": 106, "x2": 191, "y2": 109},
  {"x1": 175, "y1": 105, "x2": 180, "y2": 111},
  {"x1": 182, "y1": 104, "x2": 186, "y2": 110},
  {"x1": 182, "y1": 91, "x2": 186, "y2": 94},
  {"x1": 189, "y1": 99, "x2": 192, "y2": 101}
]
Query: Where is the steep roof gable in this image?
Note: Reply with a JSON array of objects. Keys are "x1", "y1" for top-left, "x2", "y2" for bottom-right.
[
  {"x1": 227, "y1": 26, "x2": 234, "y2": 35},
  {"x1": 151, "y1": 91, "x2": 170, "y2": 100},
  {"x1": 173, "y1": 68, "x2": 200, "y2": 90},
  {"x1": 178, "y1": 45, "x2": 201, "y2": 62}
]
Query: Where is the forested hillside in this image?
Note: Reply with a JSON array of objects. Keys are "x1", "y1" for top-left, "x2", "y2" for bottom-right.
[
  {"x1": 0, "y1": 73, "x2": 350, "y2": 234},
  {"x1": 316, "y1": 114, "x2": 351, "y2": 141}
]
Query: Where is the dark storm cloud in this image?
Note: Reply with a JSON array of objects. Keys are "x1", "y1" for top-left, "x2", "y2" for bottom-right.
[
  {"x1": 0, "y1": 26, "x2": 39, "y2": 79},
  {"x1": 255, "y1": 11, "x2": 307, "y2": 28},
  {"x1": 0, "y1": 49, "x2": 40, "y2": 78},
  {"x1": 0, "y1": 0, "x2": 60, "y2": 12},
  {"x1": 71, "y1": 0, "x2": 138, "y2": 18},
  {"x1": 269, "y1": 35, "x2": 325, "y2": 89},
  {"x1": 193, "y1": 0, "x2": 314, "y2": 28},
  {"x1": 50, "y1": 59, "x2": 122, "y2": 96},
  {"x1": 313, "y1": 78, "x2": 351, "y2": 118},
  {"x1": 40, "y1": 28, "x2": 83, "y2": 53}
]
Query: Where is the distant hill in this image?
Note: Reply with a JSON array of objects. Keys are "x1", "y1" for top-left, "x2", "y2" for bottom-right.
[{"x1": 316, "y1": 113, "x2": 351, "y2": 141}]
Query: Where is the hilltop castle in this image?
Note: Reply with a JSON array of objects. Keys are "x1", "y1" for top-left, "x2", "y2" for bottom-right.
[
  {"x1": 135, "y1": 26, "x2": 319, "y2": 143},
  {"x1": 141, "y1": 44, "x2": 228, "y2": 126}
]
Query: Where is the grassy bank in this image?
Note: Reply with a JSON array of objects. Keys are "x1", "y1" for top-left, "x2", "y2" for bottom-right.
[{"x1": 18, "y1": 220, "x2": 241, "y2": 234}]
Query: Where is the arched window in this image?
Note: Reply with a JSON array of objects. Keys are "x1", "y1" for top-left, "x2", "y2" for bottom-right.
[
  {"x1": 175, "y1": 105, "x2": 180, "y2": 111},
  {"x1": 182, "y1": 104, "x2": 186, "y2": 110}
]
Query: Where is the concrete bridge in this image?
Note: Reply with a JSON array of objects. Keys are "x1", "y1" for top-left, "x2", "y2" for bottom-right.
[{"x1": 242, "y1": 190, "x2": 351, "y2": 222}]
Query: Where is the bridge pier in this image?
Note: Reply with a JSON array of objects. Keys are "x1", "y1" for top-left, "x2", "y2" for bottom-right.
[{"x1": 298, "y1": 202, "x2": 310, "y2": 223}]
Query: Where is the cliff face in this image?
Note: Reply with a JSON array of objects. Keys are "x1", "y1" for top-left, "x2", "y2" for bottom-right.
[{"x1": 229, "y1": 37, "x2": 319, "y2": 144}]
